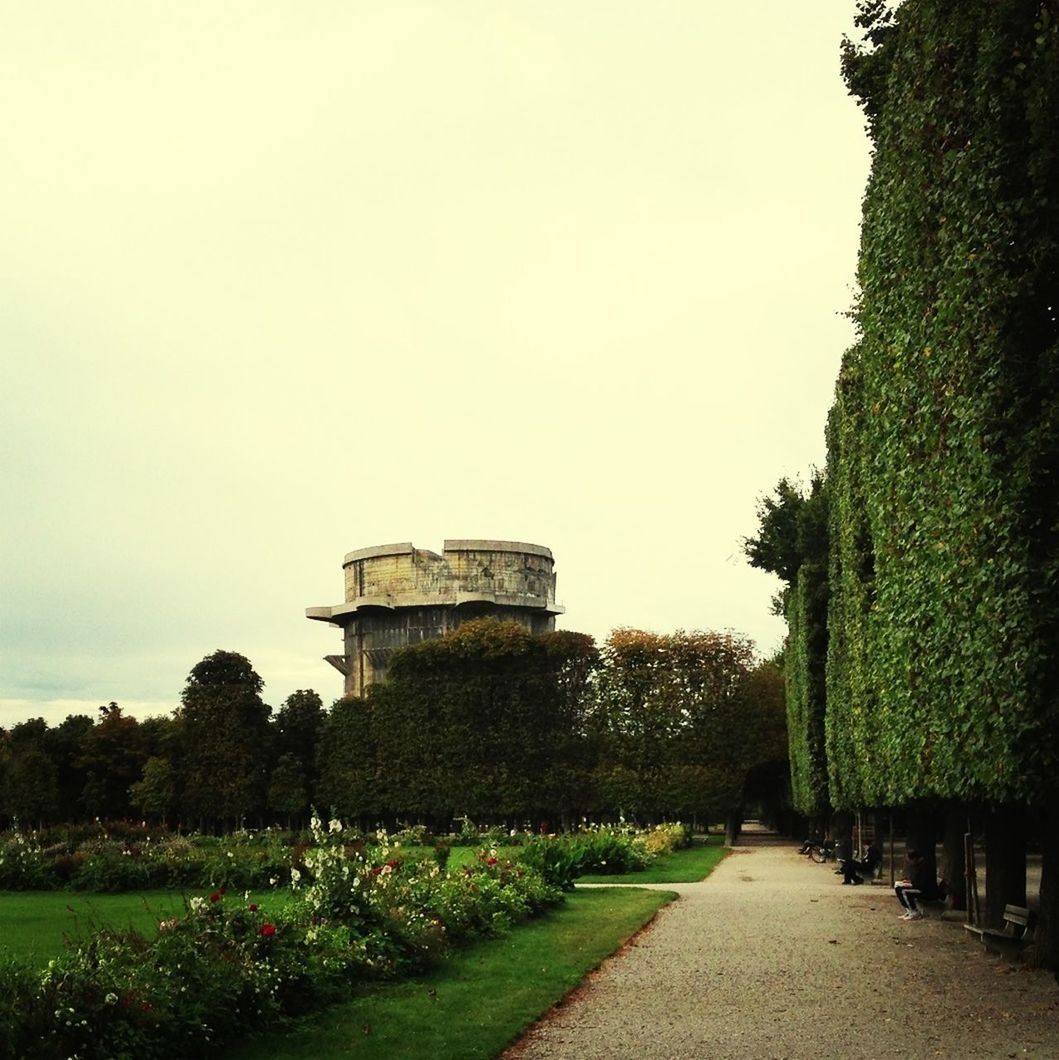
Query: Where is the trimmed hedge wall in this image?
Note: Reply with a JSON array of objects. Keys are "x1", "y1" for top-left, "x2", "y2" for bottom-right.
[
  {"x1": 826, "y1": 0, "x2": 1059, "y2": 807},
  {"x1": 787, "y1": 563, "x2": 830, "y2": 816}
]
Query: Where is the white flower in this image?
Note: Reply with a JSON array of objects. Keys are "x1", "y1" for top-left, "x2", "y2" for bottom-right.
[
  {"x1": 291, "y1": 868, "x2": 301, "y2": 883},
  {"x1": 189, "y1": 896, "x2": 207, "y2": 913},
  {"x1": 328, "y1": 818, "x2": 342, "y2": 834},
  {"x1": 104, "y1": 993, "x2": 118, "y2": 1005}
]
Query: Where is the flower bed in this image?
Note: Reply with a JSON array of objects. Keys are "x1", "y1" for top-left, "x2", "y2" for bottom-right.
[
  {"x1": 0, "y1": 829, "x2": 297, "y2": 893},
  {"x1": 0, "y1": 821, "x2": 694, "y2": 896},
  {"x1": 516, "y1": 822, "x2": 693, "y2": 890},
  {"x1": 0, "y1": 818, "x2": 561, "y2": 1060}
]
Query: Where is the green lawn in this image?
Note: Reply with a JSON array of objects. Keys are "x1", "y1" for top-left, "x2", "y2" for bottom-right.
[
  {"x1": 0, "y1": 888, "x2": 288, "y2": 967},
  {"x1": 576, "y1": 839, "x2": 728, "y2": 884},
  {"x1": 228, "y1": 887, "x2": 674, "y2": 1060}
]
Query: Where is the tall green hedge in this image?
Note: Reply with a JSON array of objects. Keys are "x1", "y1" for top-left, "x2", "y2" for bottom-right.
[
  {"x1": 826, "y1": 0, "x2": 1059, "y2": 807},
  {"x1": 787, "y1": 563, "x2": 831, "y2": 816},
  {"x1": 744, "y1": 475, "x2": 830, "y2": 816}
]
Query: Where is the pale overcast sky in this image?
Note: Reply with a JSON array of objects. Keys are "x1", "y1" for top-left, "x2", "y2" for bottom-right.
[{"x1": 1, "y1": 2, "x2": 871, "y2": 726}]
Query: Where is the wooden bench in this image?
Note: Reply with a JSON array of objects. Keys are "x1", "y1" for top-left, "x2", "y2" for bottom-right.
[{"x1": 963, "y1": 904, "x2": 1036, "y2": 958}]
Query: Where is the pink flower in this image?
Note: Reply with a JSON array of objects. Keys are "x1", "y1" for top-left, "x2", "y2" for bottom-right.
[{"x1": 260, "y1": 923, "x2": 276, "y2": 938}]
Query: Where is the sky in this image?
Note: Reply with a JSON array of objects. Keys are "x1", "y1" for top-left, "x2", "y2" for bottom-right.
[{"x1": 1, "y1": 1, "x2": 872, "y2": 727}]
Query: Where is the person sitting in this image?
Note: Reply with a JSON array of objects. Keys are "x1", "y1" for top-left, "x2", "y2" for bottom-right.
[
  {"x1": 894, "y1": 848, "x2": 940, "y2": 919},
  {"x1": 842, "y1": 839, "x2": 881, "y2": 884}
]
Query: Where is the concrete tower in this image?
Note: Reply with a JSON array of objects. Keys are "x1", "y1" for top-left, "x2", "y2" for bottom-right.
[{"x1": 307, "y1": 539, "x2": 563, "y2": 697}]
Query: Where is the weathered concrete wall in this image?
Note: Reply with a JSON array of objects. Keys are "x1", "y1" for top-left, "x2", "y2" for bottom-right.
[{"x1": 308, "y1": 540, "x2": 562, "y2": 697}]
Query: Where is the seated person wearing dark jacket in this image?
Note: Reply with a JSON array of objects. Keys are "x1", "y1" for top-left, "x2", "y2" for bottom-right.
[
  {"x1": 842, "y1": 840, "x2": 881, "y2": 885},
  {"x1": 894, "y1": 849, "x2": 941, "y2": 919}
]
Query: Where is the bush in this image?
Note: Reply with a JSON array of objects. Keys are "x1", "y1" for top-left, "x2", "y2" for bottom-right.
[
  {"x1": 0, "y1": 817, "x2": 564, "y2": 1059},
  {"x1": 0, "y1": 832, "x2": 57, "y2": 890},
  {"x1": 516, "y1": 823, "x2": 691, "y2": 888}
]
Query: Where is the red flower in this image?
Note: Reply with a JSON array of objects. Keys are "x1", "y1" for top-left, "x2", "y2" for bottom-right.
[
  {"x1": 260, "y1": 923, "x2": 276, "y2": 938},
  {"x1": 209, "y1": 891, "x2": 222, "y2": 903},
  {"x1": 486, "y1": 857, "x2": 498, "y2": 866},
  {"x1": 248, "y1": 903, "x2": 259, "y2": 912},
  {"x1": 370, "y1": 866, "x2": 382, "y2": 876}
]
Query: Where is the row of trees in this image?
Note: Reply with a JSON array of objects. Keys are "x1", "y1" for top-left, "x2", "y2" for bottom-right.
[
  {"x1": 0, "y1": 653, "x2": 325, "y2": 829},
  {"x1": 747, "y1": 0, "x2": 1059, "y2": 967},
  {"x1": 318, "y1": 621, "x2": 786, "y2": 837},
  {"x1": 0, "y1": 621, "x2": 787, "y2": 834}
]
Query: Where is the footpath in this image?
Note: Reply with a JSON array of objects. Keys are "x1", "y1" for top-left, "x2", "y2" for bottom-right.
[{"x1": 508, "y1": 831, "x2": 1059, "y2": 1059}]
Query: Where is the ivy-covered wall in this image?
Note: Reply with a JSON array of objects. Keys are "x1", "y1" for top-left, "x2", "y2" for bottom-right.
[{"x1": 826, "y1": 0, "x2": 1059, "y2": 808}]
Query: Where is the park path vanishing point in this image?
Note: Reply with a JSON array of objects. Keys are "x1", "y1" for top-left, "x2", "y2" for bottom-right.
[{"x1": 507, "y1": 827, "x2": 1059, "y2": 1060}]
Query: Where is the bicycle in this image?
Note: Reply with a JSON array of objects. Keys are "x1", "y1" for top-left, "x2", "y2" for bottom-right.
[{"x1": 807, "y1": 839, "x2": 837, "y2": 863}]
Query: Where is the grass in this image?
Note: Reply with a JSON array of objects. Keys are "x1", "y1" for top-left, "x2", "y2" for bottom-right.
[
  {"x1": 227, "y1": 886, "x2": 674, "y2": 1060},
  {"x1": 0, "y1": 837, "x2": 716, "y2": 967},
  {"x1": 0, "y1": 888, "x2": 289, "y2": 967},
  {"x1": 576, "y1": 839, "x2": 728, "y2": 884}
]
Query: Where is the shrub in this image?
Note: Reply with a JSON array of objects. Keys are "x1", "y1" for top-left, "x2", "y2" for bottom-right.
[
  {"x1": 0, "y1": 816, "x2": 564, "y2": 1059},
  {"x1": 0, "y1": 832, "x2": 57, "y2": 890}
]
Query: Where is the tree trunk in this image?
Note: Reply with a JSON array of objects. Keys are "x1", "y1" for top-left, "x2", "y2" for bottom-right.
[
  {"x1": 905, "y1": 805, "x2": 938, "y2": 885},
  {"x1": 941, "y1": 805, "x2": 967, "y2": 911},
  {"x1": 1033, "y1": 804, "x2": 1059, "y2": 971},
  {"x1": 831, "y1": 810, "x2": 854, "y2": 864},
  {"x1": 985, "y1": 803, "x2": 1027, "y2": 929},
  {"x1": 724, "y1": 807, "x2": 743, "y2": 847}
]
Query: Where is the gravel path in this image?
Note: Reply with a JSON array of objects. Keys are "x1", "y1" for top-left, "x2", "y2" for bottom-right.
[{"x1": 507, "y1": 830, "x2": 1059, "y2": 1059}]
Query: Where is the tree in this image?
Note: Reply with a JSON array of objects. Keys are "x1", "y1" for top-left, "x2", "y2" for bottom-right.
[
  {"x1": 266, "y1": 753, "x2": 308, "y2": 827},
  {"x1": 2, "y1": 747, "x2": 59, "y2": 826},
  {"x1": 44, "y1": 714, "x2": 94, "y2": 821},
  {"x1": 179, "y1": 650, "x2": 271, "y2": 828},
  {"x1": 129, "y1": 756, "x2": 177, "y2": 825},
  {"x1": 744, "y1": 474, "x2": 830, "y2": 818},
  {"x1": 78, "y1": 703, "x2": 147, "y2": 820},
  {"x1": 595, "y1": 628, "x2": 777, "y2": 834},
  {"x1": 828, "y1": 0, "x2": 1059, "y2": 961},
  {"x1": 316, "y1": 696, "x2": 380, "y2": 823},
  {"x1": 272, "y1": 689, "x2": 323, "y2": 799},
  {"x1": 318, "y1": 620, "x2": 599, "y2": 827}
]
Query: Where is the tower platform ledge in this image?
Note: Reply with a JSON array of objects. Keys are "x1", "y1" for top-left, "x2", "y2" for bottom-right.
[{"x1": 306, "y1": 591, "x2": 564, "y2": 624}]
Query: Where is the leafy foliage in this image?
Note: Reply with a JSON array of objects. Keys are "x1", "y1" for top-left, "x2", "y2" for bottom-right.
[
  {"x1": 180, "y1": 651, "x2": 271, "y2": 825},
  {"x1": 318, "y1": 620, "x2": 600, "y2": 825},
  {"x1": 0, "y1": 817, "x2": 562, "y2": 1059},
  {"x1": 595, "y1": 629, "x2": 786, "y2": 821},
  {"x1": 744, "y1": 475, "x2": 830, "y2": 814},
  {"x1": 827, "y1": 0, "x2": 1059, "y2": 807}
]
